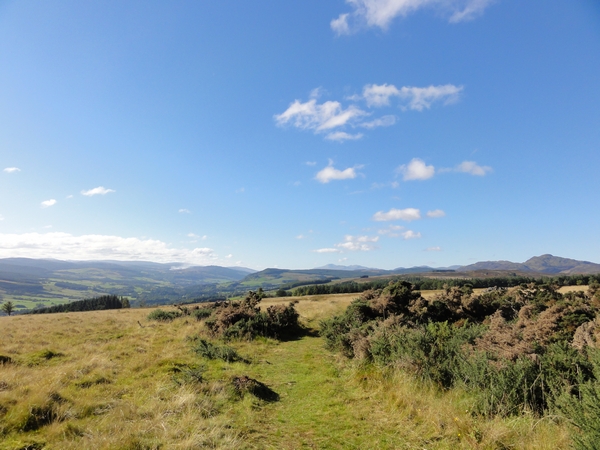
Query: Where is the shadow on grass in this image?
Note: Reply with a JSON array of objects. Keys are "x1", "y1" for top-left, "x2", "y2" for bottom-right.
[{"x1": 233, "y1": 376, "x2": 280, "y2": 402}]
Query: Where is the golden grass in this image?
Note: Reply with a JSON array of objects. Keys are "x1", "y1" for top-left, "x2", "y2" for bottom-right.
[{"x1": 0, "y1": 295, "x2": 573, "y2": 449}]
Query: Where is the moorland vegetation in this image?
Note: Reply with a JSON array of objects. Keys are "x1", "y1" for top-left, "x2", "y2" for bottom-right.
[{"x1": 0, "y1": 281, "x2": 597, "y2": 448}]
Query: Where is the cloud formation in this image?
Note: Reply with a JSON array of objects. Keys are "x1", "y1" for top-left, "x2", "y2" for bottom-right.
[
  {"x1": 274, "y1": 99, "x2": 367, "y2": 135},
  {"x1": 337, "y1": 234, "x2": 379, "y2": 251},
  {"x1": 41, "y1": 199, "x2": 57, "y2": 208},
  {"x1": 378, "y1": 224, "x2": 420, "y2": 239},
  {"x1": 81, "y1": 186, "x2": 115, "y2": 196},
  {"x1": 315, "y1": 160, "x2": 361, "y2": 183},
  {"x1": 427, "y1": 209, "x2": 446, "y2": 218},
  {"x1": 455, "y1": 161, "x2": 492, "y2": 176},
  {"x1": 426, "y1": 246, "x2": 442, "y2": 251},
  {"x1": 331, "y1": 0, "x2": 494, "y2": 35},
  {"x1": 0, "y1": 232, "x2": 217, "y2": 265},
  {"x1": 397, "y1": 158, "x2": 435, "y2": 181},
  {"x1": 325, "y1": 131, "x2": 364, "y2": 141},
  {"x1": 373, "y1": 207, "x2": 421, "y2": 222},
  {"x1": 275, "y1": 84, "x2": 461, "y2": 140},
  {"x1": 3, "y1": 167, "x2": 20, "y2": 173},
  {"x1": 179, "y1": 209, "x2": 191, "y2": 213}
]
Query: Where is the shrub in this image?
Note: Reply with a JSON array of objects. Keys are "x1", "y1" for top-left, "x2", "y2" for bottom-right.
[
  {"x1": 192, "y1": 338, "x2": 245, "y2": 363},
  {"x1": 147, "y1": 309, "x2": 181, "y2": 322},
  {"x1": 204, "y1": 291, "x2": 301, "y2": 340}
]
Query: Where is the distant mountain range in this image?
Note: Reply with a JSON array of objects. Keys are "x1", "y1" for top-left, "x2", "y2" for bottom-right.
[
  {"x1": 0, "y1": 255, "x2": 598, "y2": 308},
  {"x1": 459, "y1": 254, "x2": 600, "y2": 275}
]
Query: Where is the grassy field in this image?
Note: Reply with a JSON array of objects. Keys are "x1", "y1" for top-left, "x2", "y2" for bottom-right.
[{"x1": 0, "y1": 293, "x2": 572, "y2": 449}]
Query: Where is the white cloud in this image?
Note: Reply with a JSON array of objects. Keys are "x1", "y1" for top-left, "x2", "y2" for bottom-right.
[
  {"x1": 3, "y1": 167, "x2": 20, "y2": 173},
  {"x1": 363, "y1": 83, "x2": 401, "y2": 107},
  {"x1": 225, "y1": 254, "x2": 233, "y2": 259},
  {"x1": 315, "y1": 160, "x2": 361, "y2": 183},
  {"x1": 426, "y1": 246, "x2": 442, "y2": 251},
  {"x1": 179, "y1": 209, "x2": 191, "y2": 214},
  {"x1": 274, "y1": 99, "x2": 367, "y2": 132},
  {"x1": 401, "y1": 230, "x2": 421, "y2": 239},
  {"x1": 41, "y1": 199, "x2": 57, "y2": 208},
  {"x1": 378, "y1": 224, "x2": 404, "y2": 237},
  {"x1": 455, "y1": 160, "x2": 492, "y2": 176},
  {"x1": 305, "y1": 161, "x2": 317, "y2": 166},
  {"x1": 360, "y1": 115, "x2": 396, "y2": 129},
  {"x1": 378, "y1": 224, "x2": 420, "y2": 239},
  {"x1": 81, "y1": 186, "x2": 115, "y2": 196},
  {"x1": 0, "y1": 215, "x2": 4, "y2": 221},
  {"x1": 397, "y1": 158, "x2": 435, "y2": 181},
  {"x1": 361, "y1": 83, "x2": 463, "y2": 111},
  {"x1": 399, "y1": 84, "x2": 463, "y2": 111},
  {"x1": 0, "y1": 232, "x2": 218, "y2": 265},
  {"x1": 187, "y1": 233, "x2": 206, "y2": 240},
  {"x1": 325, "y1": 131, "x2": 364, "y2": 141},
  {"x1": 336, "y1": 234, "x2": 379, "y2": 251},
  {"x1": 313, "y1": 247, "x2": 341, "y2": 253},
  {"x1": 373, "y1": 207, "x2": 421, "y2": 222},
  {"x1": 427, "y1": 209, "x2": 446, "y2": 218},
  {"x1": 332, "y1": 0, "x2": 494, "y2": 34},
  {"x1": 331, "y1": 13, "x2": 351, "y2": 35}
]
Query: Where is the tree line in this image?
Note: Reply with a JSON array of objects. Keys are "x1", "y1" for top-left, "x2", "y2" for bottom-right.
[
  {"x1": 25, "y1": 295, "x2": 130, "y2": 314},
  {"x1": 291, "y1": 274, "x2": 600, "y2": 297}
]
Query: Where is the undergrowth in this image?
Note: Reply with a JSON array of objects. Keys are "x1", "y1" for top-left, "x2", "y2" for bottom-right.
[{"x1": 321, "y1": 281, "x2": 600, "y2": 446}]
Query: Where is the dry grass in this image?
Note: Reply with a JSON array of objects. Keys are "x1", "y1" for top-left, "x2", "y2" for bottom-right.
[{"x1": 0, "y1": 294, "x2": 573, "y2": 449}]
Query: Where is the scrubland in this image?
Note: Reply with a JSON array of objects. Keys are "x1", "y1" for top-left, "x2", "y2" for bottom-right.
[{"x1": 0, "y1": 292, "x2": 575, "y2": 449}]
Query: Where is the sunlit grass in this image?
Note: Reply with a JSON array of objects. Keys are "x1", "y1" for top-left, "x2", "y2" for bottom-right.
[{"x1": 0, "y1": 294, "x2": 572, "y2": 449}]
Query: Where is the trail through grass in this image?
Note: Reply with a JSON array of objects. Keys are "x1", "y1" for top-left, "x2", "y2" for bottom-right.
[{"x1": 0, "y1": 294, "x2": 571, "y2": 449}]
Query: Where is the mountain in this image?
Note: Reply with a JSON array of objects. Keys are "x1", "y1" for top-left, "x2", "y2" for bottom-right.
[
  {"x1": 314, "y1": 264, "x2": 376, "y2": 271},
  {"x1": 460, "y1": 254, "x2": 600, "y2": 274}
]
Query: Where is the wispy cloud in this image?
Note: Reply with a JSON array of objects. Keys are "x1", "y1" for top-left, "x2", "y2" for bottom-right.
[
  {"x1": 0, "y1": 232, "x2": 218, "y2": 264},
  {"x1": 41, "y1": 199, "x2": 57, "y2": 208},
  {"x1": 187, "y1": 233, "x2": 207, "y2": 241},
  {"x1": 0, "y1": 215, "x2": 4, "y2": 221},
  {"x1": 274, "y1": 99, "x2": 367, "y2": 132},
  {"x1": 81, "y1": 186, "x2": 115, "y2": 196},
  {"x1": 315, "y1": 160, "x2": 361, "y2": 184},
  {"x1": 276, "y1": 85, "x2": 461, "y2": 140},
  {"x1": 373, "y1": 207, "x2": 421, "y2": 222},
  {"x1": 179, "y1": 208, "x2": 191, "y2": 214},
  {"x1": 401, "y1": 230, "x2": 421, "y2": 239},
  {"x1": 313, "y1": 247, "x2": 341, "y2": 253},
  {"x1": 396, "y1": 158, "x2": 435, "y2": 181},
  {"x1": 378, "y1": 224, "x2": 420, "y2": 239},
  {"x1": 336, "y1": 234, "x2": 379, "y2": 251},
  {"x1": 325, "y1": 131, "x2": 364, "y2": 141},
  {"x1": 427, "y1": 209, "x2": 446, "y2": 218},
  {"x1": 3, "y1": 167, "x2": 20, "y2": 173},
  {"x1": 360, "y1": 115, "x2": 396, "y2": 129},
  {"x1": 426, "y1": 246, "x2": 442, "y2": 251},
  {"x1": 455, "y1": 161, "x2": 492, "y2": 176},
  {"x1": 331, "y1": 0, "x2": 494, "y2": 35}
]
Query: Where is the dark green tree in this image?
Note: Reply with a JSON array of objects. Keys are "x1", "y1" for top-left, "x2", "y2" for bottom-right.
[{"x1": 1, "y1": 301, "x2": 15, "y2": 316}]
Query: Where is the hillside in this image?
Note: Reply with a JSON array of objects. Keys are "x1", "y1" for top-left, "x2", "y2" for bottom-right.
[
  {"x1": 0, "y1": 258, "x2": 254, "y2": 309},
  {"x1": 460, "y1": 254, "x2": 600, "y2": 274},
  {"x1": 0, "y1": 294, "x2": 571, "y2": 449}
]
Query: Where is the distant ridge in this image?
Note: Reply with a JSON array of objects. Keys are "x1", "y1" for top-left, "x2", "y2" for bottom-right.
[
  {"x1": 460, "y1": 254, "x2": 600, "y2": 274},
  {"x1": 314, "y1": 264, "x2": 375, "y2": 271}
]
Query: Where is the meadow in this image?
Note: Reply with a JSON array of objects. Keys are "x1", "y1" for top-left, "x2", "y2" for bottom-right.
[{"x1": 0, "y1": 292, "x2": 575, "y2": 449}]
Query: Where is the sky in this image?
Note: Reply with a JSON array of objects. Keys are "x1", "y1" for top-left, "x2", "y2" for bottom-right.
[{"x1": 0, "y1": 0, "x2": 599, "y2": 270}]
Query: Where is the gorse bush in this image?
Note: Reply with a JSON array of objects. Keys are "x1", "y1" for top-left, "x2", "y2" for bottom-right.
[
  {"x1": 147, "y1": 309, "x2": 182, "y2": 322},
  {"x1": 204, "y1": 291, "x2": 300, "y2": 340},
  {"x1": 321, "y1": 281, "x2": 600, "y2": 421}
]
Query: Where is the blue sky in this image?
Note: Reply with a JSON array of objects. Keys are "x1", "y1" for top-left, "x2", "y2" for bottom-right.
[{"x1": 0, "y1": 0, "x2": 599, "y2": 270}]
